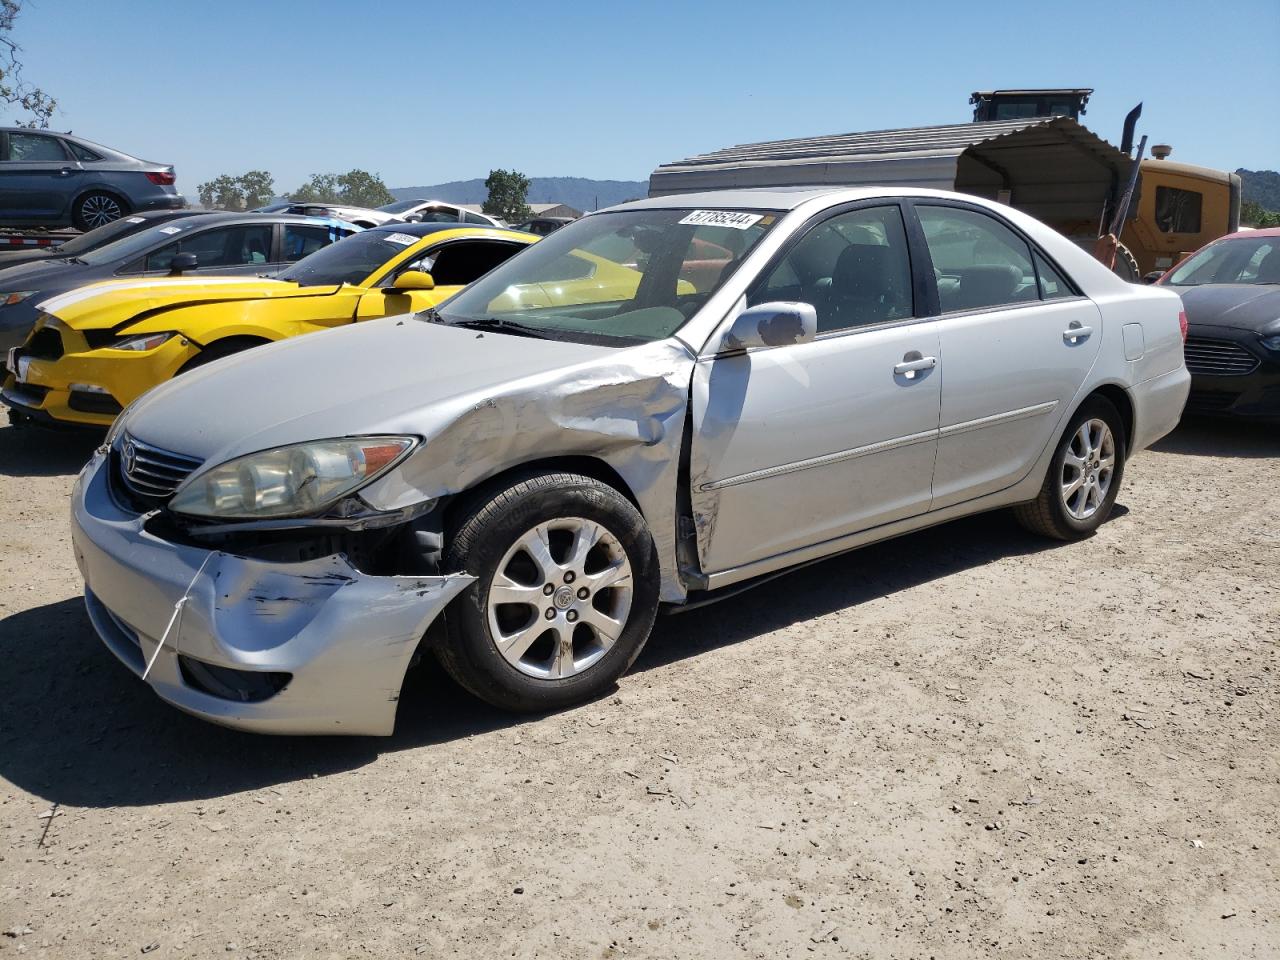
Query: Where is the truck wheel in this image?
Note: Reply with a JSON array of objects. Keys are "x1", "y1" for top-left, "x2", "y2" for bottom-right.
[
  {"x1": 1112, "y1": 242, "x2": 1141, "y2": 283},
  {"x1": 1014, "y1": 396, "x2": 1127, "y2": 541},
  {"x1": 438, "y1": 470, "x2": 660, "y2": 712},
  {"x1": 73, "y1": 192, "x2": 128, "y2": 231}
]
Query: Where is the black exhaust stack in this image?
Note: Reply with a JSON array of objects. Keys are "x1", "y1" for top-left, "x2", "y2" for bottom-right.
[{"x1": 1120, "y1": 102, "x2": 1143, "y2": 156}]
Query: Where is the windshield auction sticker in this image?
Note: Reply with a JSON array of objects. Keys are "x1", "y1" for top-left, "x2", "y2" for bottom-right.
[
  {"x1": 678, "y1": 210, "x2": 764, "y2": 230},
  {"x1": 382, "y1": 233, "x2": 418, "y2": 246}
]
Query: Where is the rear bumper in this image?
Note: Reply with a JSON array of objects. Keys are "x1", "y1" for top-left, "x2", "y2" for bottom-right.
[
  {"x1": 1183, "y1": 325, "x2": 1280, "y2": 419},
  {"x1": 71, "y1": 450, "x2": 472, "y2": 736},
  {"x1": 1130, "y1": 364, "x2": 1191, "y2": 452},
  {"x1": 133, "y1": 194, "x2": 187, "y2": 213}
]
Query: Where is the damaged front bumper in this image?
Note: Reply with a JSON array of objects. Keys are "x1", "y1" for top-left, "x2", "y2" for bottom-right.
[{"x1": 70, "y1": 450, "x2": 473, "y2": 736}]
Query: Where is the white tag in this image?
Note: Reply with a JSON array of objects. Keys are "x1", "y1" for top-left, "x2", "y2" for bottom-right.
[
  {"x1": 158, "y1": 226, "x2": 182, "y2": 235},
  {"x1": 14, "y1": 356, "x2": 32, "y2": 383},
  {"x1": 382, "y1": 232, "x2": 418, "y2": 246},
  {"x1": 126, "y1": 216, "x2": 146, "y2": 223},
  {"x1": 678, "y1": 210, "x2": 763, "y2": 230}
]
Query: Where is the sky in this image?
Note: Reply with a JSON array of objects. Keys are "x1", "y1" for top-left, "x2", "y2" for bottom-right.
[{"x1": 9, "y1": 0, "x2": 1279, "y2": 198}]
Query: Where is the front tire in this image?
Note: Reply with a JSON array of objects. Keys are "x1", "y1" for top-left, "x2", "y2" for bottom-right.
[
  {"x1": 1014, "y1": 396, "x2": 1127, "y2": 540},
  {"x1": 439, "y1": 471, "x2": 660, "y2": 712},
  {"x1": 73, "y1": 191, "x2": 127, "y2": 231}
]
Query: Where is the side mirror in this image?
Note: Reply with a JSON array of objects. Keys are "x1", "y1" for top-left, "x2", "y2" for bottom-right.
[
  {"x1": 390, "y1": 269, "x2": 435, "y2": 292},
  {"x1": 168, "y1": 252, "x2": 198, "y2": 276},
  {"x1": 402, "y1": 213, "x2": 423, "y2": 223},
  {"x1": 717, "y1": 301, "x2": 817, "y2": 354},
  {"x1": 1142, "y1": 271, "x2": 1164, "y2": 285}
]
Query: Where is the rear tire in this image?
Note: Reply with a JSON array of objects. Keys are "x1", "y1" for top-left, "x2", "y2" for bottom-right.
[
  {"x1": 438, "y1": 470, "x2": 660, "y2": 712},
  {"x1": 72, "y1": 191, "x2": 128, "y2": 231},
  {"x1": 1014, "y1": 396, "x2": 1127, "y2": 540}
]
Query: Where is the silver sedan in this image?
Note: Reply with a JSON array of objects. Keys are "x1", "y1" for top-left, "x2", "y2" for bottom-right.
[{"x1": 70, "y1": 187, "x2": 1190, "y2": 734}]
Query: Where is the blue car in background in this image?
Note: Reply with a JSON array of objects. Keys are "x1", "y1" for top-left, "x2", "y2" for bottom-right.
[{"x1": 0, "y1": 128, "x2": 185, "y2": 231}]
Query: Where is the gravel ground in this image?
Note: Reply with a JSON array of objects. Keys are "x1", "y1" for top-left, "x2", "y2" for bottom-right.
[{"x1": 0, "y1": 418, "x2": 1276, "y2": 959}]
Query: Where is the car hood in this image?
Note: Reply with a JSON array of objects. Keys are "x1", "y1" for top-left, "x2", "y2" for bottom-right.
[
  {"x1": 122, "y1": 317, "x2": 686, "y2": 473},
  {"x1": 0, "y1": 256, "x2": 82, "y2": 288},
  {"x1": 1174, "y1": 283, "x2": 1280, "y2": 333},
  {"x1": 39, "y1": 276, "x2": 344, "y2": 331},
  {"x1": 0, "y1": 249, "x2": 56, "y2": 269}
]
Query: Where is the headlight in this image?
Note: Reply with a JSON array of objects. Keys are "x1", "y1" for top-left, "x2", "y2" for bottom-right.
[
  {"x1": 168, "y1": 436, "x2": 417, "y2": 519},
  {"x1": 1, "y1": 291, "x2": 37, "y2": 306},
  {"x1": 111, "y1": 332, "x2": 174, "y2": 352},
  {"x1": 1260, "y1": 334, "x2": 1280, "y2": 352}
]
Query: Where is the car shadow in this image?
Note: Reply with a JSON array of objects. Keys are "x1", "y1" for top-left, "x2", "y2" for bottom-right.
[
  {"x1": 0, "y1": 510, "x2": 1075, "y2": 808},
  {"x1": 0, "y1": 422, "x2": 102, "y2": 478},
  {"x1": 1151, "y1": 417, "x2": 1280, "y2": 459}
]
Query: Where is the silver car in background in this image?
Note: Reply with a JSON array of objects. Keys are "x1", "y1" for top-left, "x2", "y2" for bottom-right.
[
  {"x1": 0, "y1": 128, "x2": 184, "y2": 230},
  {"x1": 70, "y1": 187, "x2": 1190, "y2": 735}
]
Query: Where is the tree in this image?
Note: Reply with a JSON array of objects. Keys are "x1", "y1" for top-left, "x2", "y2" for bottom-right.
[
  {"x1": 1240, "y1": 199, "x2": 1280, "y2": 229},
  {"x1": 482, "y1": 169, "x2": 532, "y2": 223},
  {"x1": 196, "y1": 170, "x2": 276, "y2": 211},
  {"x1": 0, "y1": 0, "x2": 54, "y2": 127},
  {"x1": 287, "y1": 170, "x2": 394, "y2": 208}
]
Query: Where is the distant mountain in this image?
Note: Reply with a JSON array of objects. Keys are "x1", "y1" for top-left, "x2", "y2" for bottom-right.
[
  {"x1": 1237, "y1": 169, "x2": 1280, "y2": 211},
  {"x1": 389, "y1": 177, "x2": 649, "y2": 212}
]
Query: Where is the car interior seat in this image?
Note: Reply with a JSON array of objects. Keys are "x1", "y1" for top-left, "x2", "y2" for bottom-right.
[
  {"x1": 815, "y1": 244, "x2": 908, "y2": 331},
  {"x1": 954, "y1": 264, "x2": 1023, "y2": 310}
]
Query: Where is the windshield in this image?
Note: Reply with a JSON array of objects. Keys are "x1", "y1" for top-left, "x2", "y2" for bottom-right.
[
  {"x1": 278, "y1": 229, "x2": 417, "y2": 287},
  {"x1": 1167, "y1": 235, "x2": 1280, "y2": 286},
  {"x1": 378, "y1": 199, "x2": 423, "y2": 214},
  {"x1": 59, "y1": 215, "x2": 167, "y2": 255},
  {"x1": 434, "y1": 208, "x2": 778, "y2": 344},
  {"x1": 76, "y1": 218, "x2": 210, "y2": 266}
]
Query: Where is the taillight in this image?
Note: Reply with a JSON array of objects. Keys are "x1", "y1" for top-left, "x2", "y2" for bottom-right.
[
  {"x1": 145, "y1": 171, "x2": 176, "y2": 186},
  {"x1": 1178, "y1": 310, "x2": 1188, "y2": 343}
]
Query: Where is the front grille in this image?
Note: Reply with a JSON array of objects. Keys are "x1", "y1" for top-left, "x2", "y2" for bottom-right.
[
  {"x1": 115, "y1": 434, "x2": 204, "y2": 503},
  {"x1": 24, "y1": 326, "x2": 63, "y2": 361},
  {"x1": 1184, "y1": 338, "x2": 1261, "y2": 377},
  {"x1": 2, "y1": 383, "x2": 49, "y2": 405}
]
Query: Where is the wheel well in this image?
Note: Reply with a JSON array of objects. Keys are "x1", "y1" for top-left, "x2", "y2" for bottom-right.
[
  {"x1": 1087, "y1": 383, "x2": 1135, "y2": 451},
  {"x1": 441, "y1": 456, "x2": 642, "y2": 533},
  {"x1": 177, "y1": 335, "x2": 273, "y2": 374},
  {"x1": 73, "y1": 187, "x2": 130, "y2": 211}
]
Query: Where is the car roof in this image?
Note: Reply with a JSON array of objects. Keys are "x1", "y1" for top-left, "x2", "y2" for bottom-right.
[
  {"x1": 365, "y1": 221, "x2": 510, "y2": 238},
  {"x1": 1220, "y1": 227, "x2": 1280, "y2": 239},
  {"x1": 184, "y1": 211, "x2": 357, "y2": 228}
]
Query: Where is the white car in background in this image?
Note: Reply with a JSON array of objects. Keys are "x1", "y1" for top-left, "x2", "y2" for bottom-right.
[
  {"x1": 70, "y1": 187, "x2": 1189, "y2": 735},
  {"x1": 377, "y1": 198, "x2": 505, "y2": 227}
]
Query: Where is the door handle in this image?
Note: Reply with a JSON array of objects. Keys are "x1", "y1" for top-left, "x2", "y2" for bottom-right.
[
  {"x1": 894, "y1": 352, "x2": 938, "y2": 379},
  {"x1": 1063, "y1": 322, "x2": 1093, "y2": 344},
  {"x1": 57, "y1": 167, "x2": 74, "y2": 177}
]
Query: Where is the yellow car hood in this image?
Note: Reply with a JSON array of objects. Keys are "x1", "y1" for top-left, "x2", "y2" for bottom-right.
[{"x1": 37, "y1": 277, "x2": 343, "y2": 331}]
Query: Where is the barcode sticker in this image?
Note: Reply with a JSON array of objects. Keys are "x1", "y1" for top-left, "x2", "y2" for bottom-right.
[
  {"x1": 678, "y1": 210, "x2": 763, "y2": 230},
  {"x1": 382, "y1": 233, "x2": 418, "y2": 246}
]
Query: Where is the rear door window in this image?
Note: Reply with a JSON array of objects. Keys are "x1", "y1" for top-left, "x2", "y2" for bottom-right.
[
  {"x1": 917, "y1": 205, "x2": 1040, "y2": 311},
  {"x1": 283, "y1": 225, "x2": 335, "y2": 262},
  {"x1": 5, "y1": 132, "x2": 68, "y2": 162}
]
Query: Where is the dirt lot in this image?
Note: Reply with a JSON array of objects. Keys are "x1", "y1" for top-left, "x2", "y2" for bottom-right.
[{"x1": 0, "y1": 418, "x2": 1276, "y2": 959}]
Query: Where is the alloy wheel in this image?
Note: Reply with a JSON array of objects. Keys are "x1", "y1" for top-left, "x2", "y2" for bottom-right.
[
  {"x1": 80, "y1": 194, "x2": 123, "y2": 228},
  {"x1": 486, "y1": 517, "x2": 633, "y2": 680},
  {"x1": 1060, "y1": 418, "x2": 1115, "y2": 521}
]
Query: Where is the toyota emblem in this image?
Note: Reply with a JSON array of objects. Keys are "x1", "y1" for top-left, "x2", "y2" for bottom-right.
[{"x1": 122, "y1": 440, "x2": 137, "y2": 477}]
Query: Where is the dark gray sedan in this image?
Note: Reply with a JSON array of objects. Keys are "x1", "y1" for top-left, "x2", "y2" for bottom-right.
[
  {"x1": 1159, "y1": 228, "x2": 1280, "y2": 420},
  {"x1": 0, "y1": 128, "x2": 185, "y2": 231},
  {"x1": 0, "y1": 212, "x2": 360, "y2": 351},
  {"x1": 0, "y1": 209, "x2": 214, "y2": 269}
]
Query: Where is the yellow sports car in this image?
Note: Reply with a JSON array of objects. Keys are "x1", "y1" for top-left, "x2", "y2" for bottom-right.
[{"x1": 2, "y1": 223, "x2": 538, "y2": 428}]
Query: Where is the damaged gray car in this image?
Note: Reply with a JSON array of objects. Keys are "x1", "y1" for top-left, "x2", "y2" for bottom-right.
[{"x1": 70, "y1": 187, "x2": 1190, "y2": 735}]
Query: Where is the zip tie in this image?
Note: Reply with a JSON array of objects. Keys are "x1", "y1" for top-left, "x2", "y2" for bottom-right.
[{"x1": 142, "y1": 552, "x2": 216, "y2": 682}]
